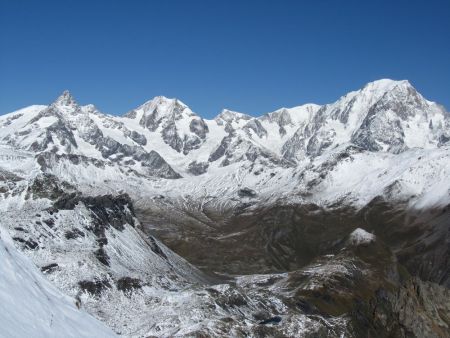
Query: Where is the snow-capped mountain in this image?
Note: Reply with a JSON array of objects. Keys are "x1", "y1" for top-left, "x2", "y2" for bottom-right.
[
  {"x1": 1, "y1": 78, "x2": 448, "y2": 209},
  {"x1": 1, "y1": 79, "x2": 448, "y2": 171},
  {"x1": 1, "y1": 79, "x2": 449, "y2": 337}
]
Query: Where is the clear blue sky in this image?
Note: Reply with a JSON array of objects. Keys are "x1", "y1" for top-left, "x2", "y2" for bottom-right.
[{"x1": 1, "y1": 0, "x2": 449, "y2": 117}]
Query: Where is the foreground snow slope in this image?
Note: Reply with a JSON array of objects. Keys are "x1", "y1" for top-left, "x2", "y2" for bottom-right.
[{"x1": 0, "y1": 227, "x2": 116, "y2": 338}]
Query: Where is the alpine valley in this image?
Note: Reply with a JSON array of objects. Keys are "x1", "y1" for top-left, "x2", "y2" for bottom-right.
[{"x1": 1, "y1": 79, "x2": 449, "y2": 337}]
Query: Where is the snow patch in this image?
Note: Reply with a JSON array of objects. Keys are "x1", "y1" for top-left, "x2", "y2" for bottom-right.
[{"x1": 348, "y1": 228, "x2": 376, "y2": 246}]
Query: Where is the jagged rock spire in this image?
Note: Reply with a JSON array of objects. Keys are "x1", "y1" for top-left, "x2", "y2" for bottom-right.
[{"x1": 54, "y1": 90, "x2": 77, "y2": 107}]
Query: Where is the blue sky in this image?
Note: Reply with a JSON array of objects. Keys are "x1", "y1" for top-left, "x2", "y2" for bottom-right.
[{"x1": 1, "y1": 0, "x2": 449, "y2": 118}]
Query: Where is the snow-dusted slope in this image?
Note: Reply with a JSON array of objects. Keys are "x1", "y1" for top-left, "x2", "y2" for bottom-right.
[
  {"x1": 0, "y1": 168, "x2": 216, "y2": 336},
  {"x1": 0, "y1": 227, "x2": 116, "y2": 338},
  {"x1": 0, "y1": 169, "x2": 353, "y2": 337}
]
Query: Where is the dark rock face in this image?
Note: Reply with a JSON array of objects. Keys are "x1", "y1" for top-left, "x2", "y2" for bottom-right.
[
  {"x1": 224, "y1": 122, "x2": 234, "y2": 134},
  {"x1": 209, "y1": 135, "x2": 232, "y2": 162},
  {"x1": 0, "y1": 168, "x2": 22, "y2": 182},
  {"x1": 43, "y1": 218, "x2": 55, "y2": 227},
  {"x1": 352, "y1": 109, "x2": 406, "y2": 153},
  {"x1": 147, "y1": 236, "x2": 167, "y2": 259},
  {"x1": 135, "y1": 150, "x2": 181, "y2": 179},
  {"x1": 189, "y1": 118, "x2": 209, "y2": 139},
  {"x1": 124, "y1": 109, "x2": 137, "y2": 119},
  {"x1": 129, "y1": 130, "x2": 147, "y2": 146},
  {"x1": 53, "y1": 192, "x2": 137, "y2": 235},
  {"x1": 65, "y1": 228, "x2": 85, "y2": 240},
  {"x1": 182, "y1": 135, "x2": 202, "y2": 155},
  {"x1": 117, "y1": 277, "x2": 142, "y2": 292},
  {"x1": 53, "y1": 192, "x2": 80, "y2": 210},
  {"x1": 438, "y1": 134, "x2": 450, "y2": 147},
  {"x1": 259, "y1": 316, "x2": 282, "y2": 325},
  {"x1": 77, "y1": 117, "x2": 104, "y2": 145},
  {"x1": 81, "y1": 194, "x2": 136, "y2": 234},
  {"x1": 36, "y1": 152, "x2": 107, "y2": 172},
  {"x1": 27, "y1": 174, "x2": 73, "y2": 200},
  {"x1": 16, "y1": 129, "x2": 32, "y2": 136},
  {"x1": 78, "y1": 279, "x2": 111, "y2": 296},
  {"x1": 28, "y1": 119, "x2": 78, "y2": 153},
  {"x1": 161, "y1": 120, "x2": 208, "y2": 155},
  {"x1": 238, "y1": 188, "x2": 257, "y2": 198},
  {"x1": 187, "y1": 161, "x2": 209, "y2": 175},
  {"x1": 41, "y1": 263, "x2": 59, "y2": 274},
  {"x1": 306, "y1": 129, "x2": 336, "y2": 156},
  {"x1": 161, "y1": 123, "x2": 184, "y2": 153},
  {"x1": 261, "y1": 109, "x2": 293, "y2": 127},
  {"x1": 388, "y1": 277, "x2": 450, "y2": 337},
  {"x1": 94, "y1": 247, "x2": 110, "y2": 266},
  {"x1": 139, "y1": 107, "x2": 160, "y2": 131},
  {"x1": 281, "y1": 127, "x2": 309, "y2": 161},
  {"x1": 243, "y1": 119, "x2": 267, "y2": 138},
  {"x1": 13, "y1": 237, "x2": 39, "y2": 250},
  {"x1": 96, "y1": 136, "x2": 123, "y2": 158},
  {"x1": 334, "y1": 95, "x2": 357, "y2": 124}
]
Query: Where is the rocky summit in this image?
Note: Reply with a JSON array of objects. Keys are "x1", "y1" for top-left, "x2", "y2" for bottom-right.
[{"x1": 0, "y1": 79, "x2": 449, "y2": 337}]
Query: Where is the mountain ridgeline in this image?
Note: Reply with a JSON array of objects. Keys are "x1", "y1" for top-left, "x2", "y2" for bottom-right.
[{"x1": 1, "y1": 79, "x2": 448, "y2": 179}]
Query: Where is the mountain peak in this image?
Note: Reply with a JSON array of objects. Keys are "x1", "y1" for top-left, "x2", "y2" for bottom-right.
[
  {"x1": 362, "y1": 79, "x2": 413, "y2": 95},
  {"x1": 54, "y1": 90, "x2": 77, "y2": 107},
  {"x1": 149, "y1": 95, "x2": 174, "y2": 105},
  {"x1": 360, "y1": 79, "x2": 431, "y2": 110},
  {"x1": 150, "y1": 95, "x2": 187, "y2": 106},
  {"x1": 215, "y1": 109, "x2": 252, "y2": 122},
  {"x1": 136, "y1": 95, "x2": 188, "y2": 114}
]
